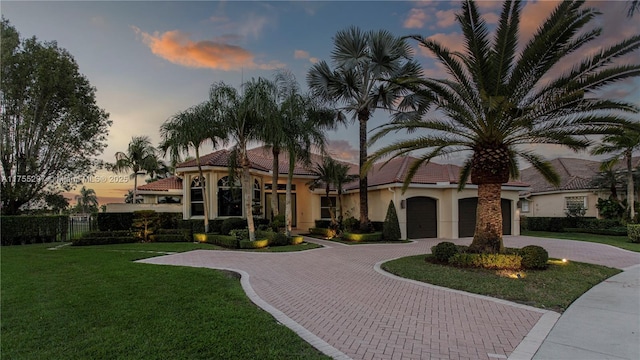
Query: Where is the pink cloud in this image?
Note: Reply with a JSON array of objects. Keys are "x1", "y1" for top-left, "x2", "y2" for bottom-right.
[
  {"x1": 294, "y1": 49, "x2": 310, "y2": 59},
  {"x1": 133, "y1": 27, "x2": 283, "y2": 71},
  {"x1": 327, "y1": 140, "x2": 358, "y2": 163},
  {"x1": 435, "y1": 9, "x2": 457, "y2": 28},
  {"x1": 404, "y1": 8, "x2": 430, "y2": 29},
  {"x1": 418, "y1": 32, "x2": 466, "y2": 57}
]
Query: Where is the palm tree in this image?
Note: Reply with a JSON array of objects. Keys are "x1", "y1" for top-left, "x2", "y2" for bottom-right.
[
  {"x1": 209, "y1": 80, "x2": 270, "y2": 241},
  {"x1": 75, "y1": 186, "x2": 98, "y2": 214},
  {"x1": 591, "y1": 128, "x2": 640, "y2": 220},
  {"x1": 308, "y1": 156, "x2": 338, "y2": 226},
  {"x1": 110, "y1": 136, "x2": 159, "y2": 203},
  {"x1": 367, "y1": 0, "x2": 640, "y2": 253},
  {"x1": 331, "y1": 161, "x2": 359, "y2": 226},
  {"x1": 160, "y1": 102, "x2": 227, "y2": 232},
  {"x1": 307, "y1": 26, "x2": 422, "y2": 231},
  {"x1": 629, "y1": 0, "x2": 639, "y2": 17}
]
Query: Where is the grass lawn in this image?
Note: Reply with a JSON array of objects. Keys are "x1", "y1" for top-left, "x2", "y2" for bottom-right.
[
  {"x1": 522, "y1": 230, "x2": 640, "y2": 252},
  {"x1": 1, "y1": 242, "x2": 330, "y2": 360},
  {"x1": 382, "y1": 255, "x2": 621, "y2": 313}
]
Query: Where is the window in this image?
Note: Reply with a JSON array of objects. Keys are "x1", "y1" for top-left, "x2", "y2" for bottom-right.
[
  {"x1": 190, "y1": 176, "x2": 205, "y2": 216},
  {"x1": 252, "y1": 180, "x2": 262, "y2": 216},
  {"x1": 520, "y1": 199, "x2": 530, "y2": 213},
  {"x1": 565, "y1": 196, "x2": 587, "y2": 209},
  {"x1": 321, "y1": 196, "x2": 336, "y2": 219},
  {"x1": 218, "y1": 176, "x2": 242, "y2": 217}
]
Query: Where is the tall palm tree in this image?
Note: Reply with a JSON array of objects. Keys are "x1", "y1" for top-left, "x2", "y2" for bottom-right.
[
  {"x1": 308, "y1": 156, "x2": 338, "y2": 226},
  {"x1": 331, "y1": 161, "x2": 359, "y2": 225},
  {"x1": 75, "y1": 186, "x2": 98, "y2": 214},
  {"x1": 307, "y1": 26, "x2": 422, "y2": 231},
  {"x1": 110, "y1": 136, "x2": 159, "y2": 203},
  {"x1": 160, "y1": 102, "x2": 227, "y2": 232},
  {"x1": 367, "y1": 0, "x2": 640, "y2": 253},
  {"x1": 209, "y1": 80, "x2": 270, "y2": 241},
  {"x1": 591, "y1": 128, "x2": 640, "y2": 220}
]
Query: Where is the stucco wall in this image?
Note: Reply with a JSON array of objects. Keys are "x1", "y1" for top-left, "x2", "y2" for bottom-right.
[{"x1": 525, "y1": 191, "x2": 600, "y2": 218}]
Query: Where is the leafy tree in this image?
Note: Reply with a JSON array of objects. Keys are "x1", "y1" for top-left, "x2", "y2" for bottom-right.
[
  {"x1": 132, "y1": 210, "x2": 158, "y2": 242},
  {"x1": 331, "y1": 161, "x2": 358, "y2": 226},
  {"x1": 629, "y1": 0, "x2": 639, "y2": 17},
  {"x1": 74, "y1": 186, "x2": 98, "y2": 214},
  {"x1": 308, "y1": 26, "x2": 421, "y2": 231},
  {"x1": 591, "y1": 128, "x2": 640, "y2": 220},
  {"x1": 0, "y1": 18, "x2": 111, "y2": 214},
  {"x1": 44, "y1": 193, "x2": 69, "y2": 214},
  {"x1": 160, "y1": 102, "x2": 227, "y2": 232},
  {"x1": 383, "y1": 200, "x2": 401, "y2": 241},
  {"x1": 368, "y1": 0, "x2": 640, "y2": 253},
  {"x1": 108, "y1": 136, "x2": 158, "y2": 204},
  {"x1": 124, "y1": 190, "x2": 141, "y2": 204},
  {"x1": 308, "y1": 156, "x2": 338, "y2": 226}
]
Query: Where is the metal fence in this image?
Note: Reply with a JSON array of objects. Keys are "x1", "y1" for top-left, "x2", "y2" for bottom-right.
[{"x1": 68, "y1": 216, "x2": 97, "y2": 240}]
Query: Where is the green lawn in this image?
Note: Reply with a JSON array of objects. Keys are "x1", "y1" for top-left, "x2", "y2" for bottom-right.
[
  {"x1": 522, "y1": 230, "x2": 640, "y2": 252},
  {"x1": 382, "y1": 255, "x2": 620, "y2": 313},
  {"x1": 1, "y1": 243, "x2": 330, "y2": 360}
]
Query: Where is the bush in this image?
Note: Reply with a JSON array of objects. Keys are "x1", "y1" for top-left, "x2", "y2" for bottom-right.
[
  {"x1": 149, "y1": 229, "x2": 191, "y2": 243},
  {"x1": 97, "y1": 213, "x2": 134, "y2": 231},
  {"x1": 523, "y1": 217, "x2": 593, "y2": 232},
  {"x1": 575, "y1": 218, "x2": 622, "y2": 230},
  {"x1": 448, "y1": 253, "x2": 522, "y2": 270},
  {"x1": 289, "y1": 235, "x2": 304, "y2": 245},
  {"x1": 71, "y1": 230, "x2": 135, "y2": 246},
  {"x1": 628, "y1": 224, "x2": 640, "y2": 243},
  {"x1": 431, "y1": 242, "x2": 459, "y2": 262},
  {"x1": 342, "y1": 232, "x2": 382, "y2": 242},
  {"x1": 382, "y1": 200, "x2": 402, "y2": 241},
  {"x1": 221, "y1": 218, "x2": 247, "y2": 235},
  {"x1": 309, "y1": 227, "x2": 335, "y2": 238},
  {"x1": 132, "y1": 210, "x2": 159, "y2": 242},
  {"x1": 596, "y1": 198, "x2": 626, "y2": 220},
  {"x1": 270, "y1": 214, "x2": 285, "y2": 231},
  {"x1": 270, "y1": 232, "x2": 289, "y2": 246},
  {"x1": 519, "y1": 245, "x2": 549, "y2": 269},
  {"x1": 563, "y1": 227, "x2": 628, "y2": 236},
  {"x1": 371, "y1": 221, "x2": 384, "y2": 232},
  {"x1": 254, "y1": 218, "x2": 270, "y2": 231},
  {"x1": 239, "y1": 239, "x2": 269, "y2": 249},
  {"x1": 156, "y1": 213, "x2": 183, "y2": 230},
  {"x1": 1, "y1": 215, "x2": 69, "y2": 245},
  {"x1": 194, "y1": 233, "x2": 238, "y2": 248},
  {"x1": 342, "y1": 216, "x2": 359, "y2": 232},
  {"x1": 314, "y1": 220, "x2": 331, "y2": 228}
]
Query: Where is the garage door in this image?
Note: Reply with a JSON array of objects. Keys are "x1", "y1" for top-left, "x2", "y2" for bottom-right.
[
  {"x1": 458, "y1": 198, "x2": 512, "y2": 238},
  {"x1": 406, "y1": 197, "x2": 437, "y2": 239}
]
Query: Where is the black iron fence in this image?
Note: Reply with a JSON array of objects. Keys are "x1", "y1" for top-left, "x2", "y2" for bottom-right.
[{"x1": 68, "y1": 215, "x2": 97, "y2": 240}]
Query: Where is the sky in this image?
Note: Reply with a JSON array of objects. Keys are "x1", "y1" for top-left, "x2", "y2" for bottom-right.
[{"x1": 2, "y1": 0, "x2": 639, "y2": 205}]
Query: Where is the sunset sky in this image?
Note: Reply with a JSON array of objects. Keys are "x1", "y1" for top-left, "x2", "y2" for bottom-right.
[{"x1": 2, "y1": 1, "x2": 638, "y2": 205}]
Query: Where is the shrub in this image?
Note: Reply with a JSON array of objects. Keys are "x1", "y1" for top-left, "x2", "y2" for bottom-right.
[
  {"x1": 342, "y1": 232, "x2": 382, "y2": 242},
  {"x1": 596, "y1": 198, "x2": 626, "y2": 220},
  {"x1": 563, "y1": 227, "x2": 628, "y2": 236},
  {"x1": 309, "y1": 227, "x2": 335, "y2": 238},
  {"x1": 431, "y1": 242, "x2": 459, "y2": 262},
  {"x1": 221, "y1": 218, "x2": 247, "y2": 235},
  {"x1": 254, "y1": 218, "x2": 270, "y2": 231},
  {"x1": 156, "y1": 213, "x2": 183, "y2": 230},
  {"x1": 194, "y1": 233, "x2": 238, "y2": 248},
  {"x1": 269, "y1": 214, "x2": 285, "y2": 231},
  {"x1": 270, "y1": 232, "x2": 289, "y2": 246},
  {"x1": 71, "y1": 230, "x2": 135, "y2": 246},
  {"x1": 97, "y1": 213, "x2": 134, "y2": 231},
  {"x1": 289, "y1": 235, "x2": 304, "y2": 245},
  {"x1": 132, "y1": 210, "x2": 159, "y2": 242},
  {"x1": 314, "y1": 220, "x2": 331, "y2": 228},
  {"x1": 239, "y1": 239, "x2": 269, "y2": 249},
  {"x1": 371, "y1": 221, "x2": 385, "y2": 232},
  {"x1": 575, "y1": 218, "x2": 622, "y2": 230},
  {"x1": 449, "y1": 253, "x2": 522, "y2": 270},
  {"x1": 382, "y1": 200, "x2": 402, "y2": 241},
  {"x1": 1, "y1": 215, "x2": 69, "y2": 245},
  {"x1": 628, "y1": 224, "x2": 640, "y2": 243},
  {"x1": 519, "y1": 245, "x2": 549, "y2": 269},
  {"x1": 342, "y1": 216, "x2": 359, "y2": 232},
  {"x1": 149, "y1": 229, "x2": 191, "y2": 243}
]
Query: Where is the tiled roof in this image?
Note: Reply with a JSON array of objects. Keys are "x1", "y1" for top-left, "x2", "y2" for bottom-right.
[
  {"x1": 137, "y1": 176, "x2": 183, "y2": 191},
  {"x1": 519, "y1": 158, "x2": 602, "y2": 194}
]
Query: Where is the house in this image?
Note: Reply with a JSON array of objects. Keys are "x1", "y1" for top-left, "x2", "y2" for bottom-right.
[{"x1": 122, "y1": 146, "x2": 527, "y2": 239}]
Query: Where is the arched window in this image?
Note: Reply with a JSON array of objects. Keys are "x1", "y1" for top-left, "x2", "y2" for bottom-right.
[
  {"x1": 218, "y1": 176, "x2": 242, "y2": 217},
  {"x1": 190, "y1": 176, "x2": 205, "y2": 216}
]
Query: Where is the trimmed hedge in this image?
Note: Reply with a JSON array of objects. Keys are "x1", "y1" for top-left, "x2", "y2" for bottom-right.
[
  {"x1": 519, "y1": 245, "x2": 549, "y2": 269},
  {"x1": 270, "y1": 232, "x2": 289, "y2": 246},
  {"x1": 1, "y1": 215, "x2": 69, "y2": 245},
  {"x1": 448, "y1": 253, "x2": 522, "y2": 270},
  {"x1": 239, "y1": 239, "x2": 270, "y2": 249},
  {"x1": 72, "y1": 230, "x2": 135, "y2": 246},
  {"x1": 342, "y1": 232, "x2": 383, "y2": 242},
  {"x1": 221, "y1": 217, "x2": 247, "y2": 235},
  {"x1": 289, "y1": 235, "x2": 304, "y2": 245},
  {"x1": 431, "y1": 242, "x2": 459, "y2": 262},
  {"x1": 628, "y1": 224, "x2": 640, "y2": 243},
  {"x1": 563, "y1": 227, "x2": 628, "y2": 236},
  {"x1": 314, "y1": 220, "x2": 331, "y2": 228},
  {"x1": 149, "y1": 229, "x2": 192, "y2": 243},
  {"x1": 194, "y1": 233, "x2": 238, "y2": 248},
  {"x1": 97, "y1": 213, "x2": 135, "y2": 231},
  {"x1": 522, "y1": 216, "x2": 622, "y2": 233},
  {"x1": 309, "y1": 227, "x2": 335, "y2": 237}
]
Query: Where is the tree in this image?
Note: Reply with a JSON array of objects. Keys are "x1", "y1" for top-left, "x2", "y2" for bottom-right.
[
  {"x1": 591, "y1": 128, "x2": 640, "y2": 220},
  {"x1": 0, "y1": 18, "x2": 111, "y2": 214},
  {"x1": 383, "y1": 200, "x2": 401, "y2": 241},
  {"x1": 308, "y1": 156, "x2": 338, "y2": 227},
  {"x1": 307, "y1": 26, "x2": 422, "y2": 231},
  {"x1": 44, "y1": 193, "x2": 69, "y2": 214},
  {"x1": 209, "y1": 80, "x2": 270, "y2": 241},
  {"x1": 74, "y1": 186, "x2": 98, "y2": 214},
  {"x1": 331, "y1": 161, "x2": 358, "y2": 226},
  {"x1": 368, "y1": 0, "x2": 640, "y2": 253},
  {"x1": 160, "y1": 102, "x2": 227, "y2": 232},
  {"x1": 629, "y1": 0, "x2": 639, "y2": 17},
  {"x1": 109, "y1": 136, "x2": 158, "y2": 204}
]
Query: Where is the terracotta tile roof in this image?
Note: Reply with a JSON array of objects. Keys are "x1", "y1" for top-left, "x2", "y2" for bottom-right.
[
  {"x1": 137, "y1": 176, "x2": 183, "y2": 191},
  {"x1": 519, "y1": 158, "x2": 601, "y2": 194}
]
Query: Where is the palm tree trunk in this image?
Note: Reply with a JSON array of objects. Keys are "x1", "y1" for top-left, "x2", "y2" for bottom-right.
[
  {"x1": 469, "y1": 183, "x2": 504, "y2": 253},
  {"x1": 286, "y1": 155, "x2": 295, "y2": 237},
  {"x1": 326, "y1": 185, "x2": 336, "y2": 226},
  {"x1": 358, "y1": 111, "x2": 369, "y2": 231},
  {"x1": 626, "y1": 150, "x2": 635, "y2": 220},
  {"x1": 133, "y1": 175, "x2": 138, "y2": 205},
  {"x1": 271, "y1": 147, "x2": 280, "y2": 218},
  {"x1": 195, "y1": 148, "x2": 209, "y2": 233},
  {"x1": 337, "y1": 190, "x2": 343, "y2": 226},
  {"x1": 242, "y1": 155, "x2": 256, "y2": 241}
]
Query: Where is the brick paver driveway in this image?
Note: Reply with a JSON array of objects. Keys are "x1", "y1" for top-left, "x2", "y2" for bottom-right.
[{"x1": 138, "y1": 236, "x2": 640, "y2": 360}]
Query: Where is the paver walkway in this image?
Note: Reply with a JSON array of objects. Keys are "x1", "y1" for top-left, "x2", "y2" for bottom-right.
[{"x1": 138, "y1": 236, "x2": 640, "y2": 360}]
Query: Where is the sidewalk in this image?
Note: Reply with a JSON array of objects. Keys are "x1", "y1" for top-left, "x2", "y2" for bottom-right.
[{"x1": 532, "y1": 264, "x2": 640, "y2": 360}]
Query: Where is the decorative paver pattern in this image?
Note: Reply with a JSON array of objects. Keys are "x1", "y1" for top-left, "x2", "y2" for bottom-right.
[{"x1": 138, "y1": 236, "x2": 640, "y2": 360}]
